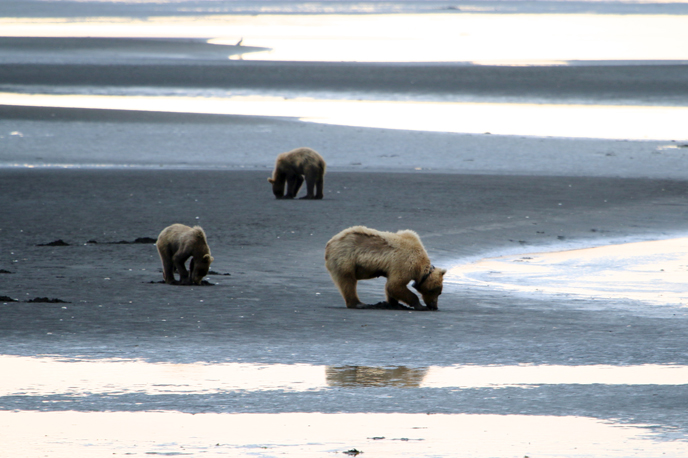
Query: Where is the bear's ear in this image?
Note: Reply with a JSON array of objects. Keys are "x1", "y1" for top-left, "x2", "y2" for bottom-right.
[
  {"x1": 439, "y1": 268, "x2": 447, "y2": 276},
  {"x1": 267, "y1": 177, "x2": 275, "y2": 183},
  {"x1": 204, "y1": 254, "x2": 214, "y2": 263}
]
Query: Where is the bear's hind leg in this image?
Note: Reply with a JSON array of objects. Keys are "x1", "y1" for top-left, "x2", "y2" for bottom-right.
[
  {"x1": 335, "y1": 274, "x2": 364, "y2": 308},
  {"x1": 314, "y1": 175, "x2": 324, "y2": 199}
]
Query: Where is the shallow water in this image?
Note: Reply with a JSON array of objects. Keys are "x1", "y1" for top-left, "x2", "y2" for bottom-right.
[
  {"x1": 1, "y1": 13, "x2": 687, "y2": 64},
  {"x1": 2, "y1": 91, "x2": 687, "y2": 140},
  {"x1": 4, "y1": 355, "x2": 688, "y2": 396},
  {"x1": 447, "y1": 236, "x2": 688, "y2": 309},
  {"x1": 2, "y1": 7, "x2": 687, "y2": 141},
  {"x1": 4, "y1": 355, "x2": 688, "y2": 455}
]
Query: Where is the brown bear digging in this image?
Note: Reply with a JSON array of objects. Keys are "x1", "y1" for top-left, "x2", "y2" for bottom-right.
[
  {"x1": 325, "y1": 226, "x2": 446, "y2": 311},
  {"x1": 268, "y1": 147, "x2": 326, "y2": 199},
  {"x1": 155, "y1": 224, "x2": 214, "y2": 285}
]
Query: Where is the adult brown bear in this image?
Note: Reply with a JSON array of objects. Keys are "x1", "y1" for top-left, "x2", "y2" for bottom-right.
[
  {"x1": 268, "y1": 147, "x2": 326, "y2": 199},
  {"x1": 156, "y1": 224, "x2": 214, "y2": 285},
  {"x1": 325, "y1": 226, "x2": 446, "y2": 310}
]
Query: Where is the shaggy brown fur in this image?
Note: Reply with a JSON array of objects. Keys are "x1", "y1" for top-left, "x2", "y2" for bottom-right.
[
  {"x1": 325, "y1": 226, "x2": 446, "y2": 310},
  {"x1": 156, "y1": 224, "x2": 214, "y2": 285},
  {"x1": 268, "y1": 147, "x2": 326, "y2": 199}
]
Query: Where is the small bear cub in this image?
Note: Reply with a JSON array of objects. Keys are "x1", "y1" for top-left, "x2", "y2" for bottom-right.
[
  {"x1": 268, "y1": 147, "x2": 326, "y2": 199},
  {"x1": 156, "y1": 224, "x2": 214, "y2": 285}
]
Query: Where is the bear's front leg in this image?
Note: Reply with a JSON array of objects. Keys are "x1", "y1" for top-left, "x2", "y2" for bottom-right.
[
  {"x1": 293, "y1": 175, "x2": 305, "y2": 197},
  {"x1": 285, "y1": 176, "x2": 302, "y2": 198},
  {"x1": 386, "y1": 280, "x2": 428, "y2": 311},
  {"x1": 173, "y1": 254, "x2": 190, "y2": 285}
]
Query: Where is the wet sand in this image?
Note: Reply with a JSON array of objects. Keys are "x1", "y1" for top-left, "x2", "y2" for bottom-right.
[
  {"x1": 3, "y1": 58, "x2": 688, "y2": 105},
  {"x1": 2, "y1": 165, "x2": 688, "y2": 362}
]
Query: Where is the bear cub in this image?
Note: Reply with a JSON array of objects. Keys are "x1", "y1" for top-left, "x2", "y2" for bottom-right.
[
  {"x1": 325, "y1": 226, "x2": 446, "y2": 310},
  {"x1": 156, "y1": 224, "x2": 214, "y2": 285},
  {"x1": 268, "y1": 147, "x2": 326, "y2": 199}
]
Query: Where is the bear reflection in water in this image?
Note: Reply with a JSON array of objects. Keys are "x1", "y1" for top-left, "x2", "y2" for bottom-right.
[
  {"x1": 326, "y1": 366, "x2": 429, "y2": 388},
  {"x1": 325, "y1": 226, "x2": 446, "y2": 311}
]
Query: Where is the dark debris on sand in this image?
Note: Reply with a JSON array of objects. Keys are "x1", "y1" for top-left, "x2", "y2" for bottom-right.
[
  {"x1": 108, "y1": 237, "x2": 157, "y2": 245},
  {"x1": 208, "y1": 270, "x2": 230, "y2": 276},
  {"x1": 147, "y1": 280, "x2": 215, "y2": 286},
  {"x1": 25, "y1": 297, "x2": 71, "y2": 303},
  {"x1": 46, "y1": 237, "x2": 158, "y2": 245},
  {"x1": 361, "y1": 301, "x2": 415, "y2": 310},
  {"x1": 36, "y1": 239, "x2": 69, "y2": 247}
]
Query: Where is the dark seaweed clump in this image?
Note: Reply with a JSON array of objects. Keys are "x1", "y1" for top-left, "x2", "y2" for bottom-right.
[
  {"x1": 208, "y1": 270, "x2": 230, "y2": 276},
  {"x1": 110, "y1": 237, "x2": 157, "y2": 245},
  {"x1": 26, "y1": 297, "x2": 70, "y2": 303},
  {"x1": 37, "y1": 239, "x2": 69, "y2": 247}
]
